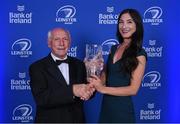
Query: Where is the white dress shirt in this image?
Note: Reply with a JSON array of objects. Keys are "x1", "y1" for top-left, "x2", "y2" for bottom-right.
[{"x1": 51, "y1": 53, "x2": 70, "y2": 85}]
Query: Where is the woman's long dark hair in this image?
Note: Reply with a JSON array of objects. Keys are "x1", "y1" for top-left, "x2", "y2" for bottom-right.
[{"x1": 116, "y1": 9, "x2": 144, "y2": 77}]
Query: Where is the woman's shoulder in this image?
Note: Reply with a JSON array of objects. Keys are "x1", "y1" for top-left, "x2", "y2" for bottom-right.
[
  {"x1": 110, "y1": 44, "x2": 119, "y2": 54},
  {"x1": 111, "y1": 44, "x2": 119, "y2": 51},
  {"x1": 137, "y1": 48, "x2": 147, "y2": 60},
  {"x1": 111, "y1": 44, "x2": 119, "y2": 49}
]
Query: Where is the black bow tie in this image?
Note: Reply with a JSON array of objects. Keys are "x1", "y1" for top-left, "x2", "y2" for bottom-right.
[{"x1": 56, "y1": 59, "x2": 69, "y2": 65}]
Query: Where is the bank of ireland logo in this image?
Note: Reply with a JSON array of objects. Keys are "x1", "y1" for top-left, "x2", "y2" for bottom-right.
[
  {"x1": 17, "y1": 5, "x2": 25, "y2": 12},
  {"x1": 148, "y1": 103, "x2": 155, "y2": 109},
  {"x1": 19, "y1": 72, "x2": 26, "y2": 79},
  {"x1": 11, "y1": 38, "x2": 32, "y2": 57},
  {"x1": 107, "y1": 6, "x2": 114, "y2": 13},
  {"x1": 68, "y1": 46, "x2": 77, "y2": 57},
  {"x1": 140, "y1": 103, "x2": 161, "y2": 120},
  {"x1": 9, "y1": 5, "x2": 32, "y2": 24},
  {"x1": 143, "y1": 6, "x2": 163, "y2": 25},
  {"x1": 11, "y1": 72, "x2": 31, "y2": 90},
  {"x1": 142, "y1": 71, "x2": 161, "y2": 89},
  {"x1": 56, "y1": 5, "x2": 77, "y2": 24},
  {"x1": 12, "y1": 104, "x2": 33, "y2": 122},
  {"x1": 101, "y1": 39, "x2": 119, "y2": 56}
]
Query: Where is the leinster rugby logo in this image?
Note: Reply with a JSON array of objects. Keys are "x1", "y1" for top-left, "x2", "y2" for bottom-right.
[
  {"x1": 12, "y1": 104, "x2": 33, "y2": 122},
  {"x1": 12, "y1": 38, "x2": 31, "y2": 51},
  {"x1": 11, "y1": 38, "x2": 32, "y2": 57},
  {"x1": 142, "y1": 71, "x2": 161, "y2": 89},
  {"x1": 56, "y1": 5, "x2": 77, "y2": 24},
  {"x1": 101, "y1": 39, "x2": 119, "y2": 56},
  {"x1": 143, "y1": 6, "x2": 163, "y2": 25}
]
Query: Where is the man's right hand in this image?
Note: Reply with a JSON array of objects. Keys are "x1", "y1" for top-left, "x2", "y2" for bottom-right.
[{"x1": 73, "y1": 84, "x2": 95, "y2": 101}]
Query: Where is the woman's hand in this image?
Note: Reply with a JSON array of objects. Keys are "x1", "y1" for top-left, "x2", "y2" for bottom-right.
[{"x1": 88, "y1": 75, "x2": 105, "y2": 93}]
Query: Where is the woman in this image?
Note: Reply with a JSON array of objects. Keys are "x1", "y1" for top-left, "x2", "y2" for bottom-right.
[{"x1": 89, "y1": 9, "x2": 147, "y2": 123}]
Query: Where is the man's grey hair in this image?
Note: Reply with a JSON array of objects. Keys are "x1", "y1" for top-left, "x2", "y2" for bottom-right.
[
  {"x1": 47, "y1": 31, "x2": 52, "y2": 40},
  {"x1": 47, "y1": 28, "x2": 71, "y2": 41}
]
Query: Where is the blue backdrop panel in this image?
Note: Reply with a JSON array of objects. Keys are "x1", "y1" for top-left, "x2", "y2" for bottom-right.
[{"x1": 0, "y1": 0, "x2": 180, "y2": 123}]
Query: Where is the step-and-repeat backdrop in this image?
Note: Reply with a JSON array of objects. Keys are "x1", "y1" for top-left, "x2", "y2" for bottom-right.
[{"x1": 0, "y1": 0, "x2": 180, "y2": 123}]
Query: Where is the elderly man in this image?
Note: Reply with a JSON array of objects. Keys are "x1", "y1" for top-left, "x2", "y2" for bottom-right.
[{"x1": 29, "y1": 28, "x2": 94, "y2": 123}]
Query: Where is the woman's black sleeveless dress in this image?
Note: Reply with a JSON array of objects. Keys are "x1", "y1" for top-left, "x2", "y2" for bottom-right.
[{"x1": 99, "y1": 45, "x2": 147, "y2": 123}]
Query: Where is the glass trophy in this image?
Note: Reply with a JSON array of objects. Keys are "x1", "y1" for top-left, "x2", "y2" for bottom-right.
[{"x1": 84, "y1": 44, "x2": 104, "y2": 79}]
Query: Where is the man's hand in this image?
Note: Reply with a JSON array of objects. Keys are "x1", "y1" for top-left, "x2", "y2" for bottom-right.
[{"x1": 73, "y1": 84, "x2": 95, "y2": 101}]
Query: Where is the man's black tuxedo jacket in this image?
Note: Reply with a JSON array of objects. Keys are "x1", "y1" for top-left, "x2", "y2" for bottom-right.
[{"x1": 29, "y1": 54, "x2": 87, "y2": 123}]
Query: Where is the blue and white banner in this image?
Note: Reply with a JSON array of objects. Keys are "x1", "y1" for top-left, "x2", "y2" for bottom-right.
[{"x1": 0, "y1": 0, "x2": 180, "y2": 123}]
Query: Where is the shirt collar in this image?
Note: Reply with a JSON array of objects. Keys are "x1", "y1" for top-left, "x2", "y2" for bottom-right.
[{"x1": 51, "y1": 52, "x2": 68, "y2": 62}]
